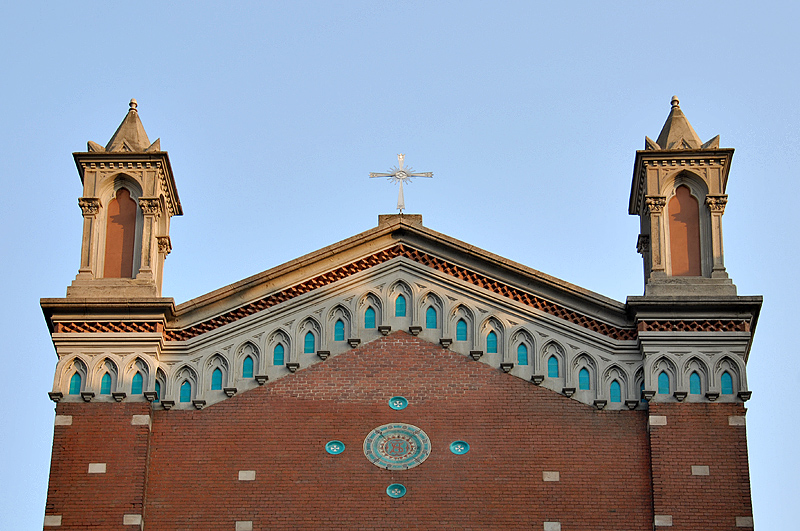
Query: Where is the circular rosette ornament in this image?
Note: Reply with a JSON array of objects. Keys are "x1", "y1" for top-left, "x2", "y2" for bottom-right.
[{"x1": 363, "y1": 423, "x2": 431, "y2": 470}]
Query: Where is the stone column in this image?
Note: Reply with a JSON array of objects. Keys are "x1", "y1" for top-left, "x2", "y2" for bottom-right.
[
  {"x1": 645, "y1": 196, "x2": 667, "y2": 277},
  {"x1": 137, "y1": 198, "x2": 161, "y2": 281},
  {"x1": 76, "y1": 198, "x2": 101, "y2": 280},
  {"x1": 705, "y1": 195, "x2": 728, "y2": 278}
]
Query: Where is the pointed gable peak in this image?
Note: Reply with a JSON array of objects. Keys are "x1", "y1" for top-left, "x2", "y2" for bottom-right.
[
  {"x1": 103, "y1": 99, "x2": 156, "y2": 152},
  {"x1": 651, "y1": 96, "x2": 703, "y2": 150}
]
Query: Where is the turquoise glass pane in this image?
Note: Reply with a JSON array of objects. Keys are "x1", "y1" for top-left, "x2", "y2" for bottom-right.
[
  {"x1": 517, "y1": 344, "x2": 528, "y2": 365},
  {"x1": 640, "y1": 381, "x2": 646, "y2": 402},
  {"x1": 100, "y1": 373, "x2": 111, "y2": 394},
  {"x1": 304, "y1": 332, "x2": 315, "y2": 353},
  {"x1": 456, "y1": 319, "x2": 467, "y2": 341},
  {"x1": 131, "y1": 372, "x2": 143, "y2": 395},
  {"x1": 721, "y1": 372, "x2": 734, "y2": 395},
  {"x1": 365, "y1": 307, "x2": 376, "y2": 329},
  {"x1": 69, "y1": 373, "x2": 81, "y2": 395},
  {"x1": 658, "y1": 372, "x2": 670, "y2": 394},
  {"x1": 334, "y1": 320, "x2": 345, "y2": 341},
  {"x1": 579, "y1": 368, "x2": 590, "y2": 390},
  {"x1": 154, "y1": 381, "x2": 161, "y2": 402},
  {"x1": 243, "y1": 356, "x2": 253, "y2": 378},
  {"x1": 690, "y1": 372, "x2": 701, "y2": 394},
  {"x1": 426, "y1": 307, "x2": 437, "y2": 329},
  {"x1": 180, "y1": 381, "x2": 191, "y2": 402},
  {"x1": 395, "y1": 295, "x2": 406, "y2": 317},
  {"x1": 548, "y1": 356, "x2": 559, "y2": 378},
  {"x1": 274, "y1": 344, "x2": 285, "y2": 365},
  {"x1": 486, "y1": 331, "x2": 497, "y2": 353},
  {"x1": 211, "y1": 368, "x2": 222, "y2": 390},
  {"x1": 610, "y1": 380, "x2": 621, "y2": 402}
]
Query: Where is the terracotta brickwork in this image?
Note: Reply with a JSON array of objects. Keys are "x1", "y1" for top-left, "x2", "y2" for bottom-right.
[
  {"x1": 45, "y1": 402, "x2": 151, "y2": 530},
  {"x1": 648, "y1": 402, "x2": 753, "y2": 530}
]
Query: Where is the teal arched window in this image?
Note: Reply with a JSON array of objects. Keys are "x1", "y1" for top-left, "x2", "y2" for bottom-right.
[
  {"x1": 364, "y1": 307, "x2": 376, "y2": 329},
  {"x1": 517, "y1": 344, "x2": 528, "y2": 365},
  {"x1": 273, "y1": 344, "x2": 285, "y2": 365},
  {"x1": 242, "y1": 356, "x2": 254, "y2": 378},
  {"x1": 578, "y1": 368, "x2": 590, "y2": 390},
  {"x1": 68, "y1": 373, "x2": 81, "y2": 395},
  {"x1": 690, "y1": 372, "x2": 701, "y2": 395},
  {"x1": 640, "y1": 381, "x2": 646, "y2": 402},
  {"x1": 154, "y1": 381, "x2": 161, "y2": 402},
  {"x1": 721, "y1": 371, "x2": 734, "y2": 395},
  {"x1": 486, "y1": 331, "x2": 497, "y2": 353},
  {"x1": 100, "y1": 373, "x2": 111, "y2": 395},
  {"x1": 548, "y1": 356, "x2": 559, "y2": 378},
  {"x1": 658, "y1": 372, "x2": 670, "y2": 394},
  {"x1": 180, "y1": 381, "x2": 191, "y2": 402},
  {"x1": 610, "y1": 380, "x2": 621, "y2": 403},
  {"x1": 131, "y1": 372, "x2": 143, "y2": 395},
  {"x1": 304, "y1": 332, "x2": 315, "y2": 354},
  {"x1": 426, "y1": 307, "x2": 437, "y2": 329},
  {"x1": 334, "y1": 320, "x2": 345, "y2": 341},
  {"x1": 456, "y1": 319, "x2": 467, "y2": 341},
  {"x1": 395, "y1": 295, "x2": 406, "y2": 317},
  {"x1": 211, "y1": 368, "x2": 222, "y2": 390}
]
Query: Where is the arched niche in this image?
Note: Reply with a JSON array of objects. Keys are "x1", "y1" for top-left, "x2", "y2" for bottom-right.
[
  {"x1": 98, "y1": 175, "x2": 144, "y2": 279},
  {"x1": 661, "y1": 172, "x2": 711, "y2": 277}
]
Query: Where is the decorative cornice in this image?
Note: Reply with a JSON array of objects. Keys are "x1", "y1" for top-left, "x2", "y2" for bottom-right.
[
  {"x1": 637, "y1": 320, "x2": 749, "y2": 333},
  {"x1": 78, "y1": 197, "x2": 101, "y2": 216},
  {"x1": 55, "y1": 321, "x2": 161, "y2": 334},
  {"x1": 705, "y1": 194, "x2": 728, "y2": 214}
]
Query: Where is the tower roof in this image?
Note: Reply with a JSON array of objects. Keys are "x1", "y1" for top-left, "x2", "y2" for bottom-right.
[
  {"x1": 87, "y1": 99, "x2": 161, "y2": 152},
  {"x1": 645, "y1": 96, "x2": 719, "y2": 151}
]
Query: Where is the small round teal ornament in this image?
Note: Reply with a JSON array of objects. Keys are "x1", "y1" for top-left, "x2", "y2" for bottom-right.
[
  {"x1": 325, "y1": 440, "x2": 345, "y2": 454},
  {"x1": 450, "y1": 440, "x2": 470, "y2": 455},
  {"x1": 389, "y1": 396, "x2": 408, "y2": 410},
  {"x1": 386, "y1": 483, "x2": 407, "y2": 498}
]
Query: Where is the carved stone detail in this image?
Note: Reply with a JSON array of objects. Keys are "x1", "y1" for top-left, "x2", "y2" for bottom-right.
[
  {"x1": 636, "y1": 234, "x2": 650, "y2": 254},
  {"x1": 157, "y1": 236, "x2": 173, "y2": 255},
  {"x1": 78, "y1": 197, "x2": 101, "y2": 216},
  {"x1": 705, "y1": 194, "x2": 728, "y2": 213},
  {"x1": 645, "y1": 196, "x2": 666, "y2": 214},
  {"x1": 138, "y1": 198, "x2": 162, "y2": 216}
]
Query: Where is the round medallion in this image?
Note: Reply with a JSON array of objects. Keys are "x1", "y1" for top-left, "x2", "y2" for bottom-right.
[
  {"x1": 450, "y1": 440, "x2": 470, "y2": 455},
  {"x1": 325, "y1": 440, "x2": 345, "y2": 454},
  {"x1": 388, "y1": 396, "x2": 408, "y2": 410},
  {"x1": 386, "y1": 483, "x2": 407, "y2": 498},
  {"x1": 364, "y1": 423, "x2": 431, "y2": 470}
]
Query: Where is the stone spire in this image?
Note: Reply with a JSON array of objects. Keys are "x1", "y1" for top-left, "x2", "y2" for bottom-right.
[
  {"x1": 645, "y1": 96, "x2": 719, "y2": 151},
  {"x1": 86, "y1": 99, "x2": 161, "y2": 153}
]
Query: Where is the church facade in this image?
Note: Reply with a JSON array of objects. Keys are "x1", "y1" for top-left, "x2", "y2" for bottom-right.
[{"x1": 41, "y1": 99, "x2": 761, "y2": 530}]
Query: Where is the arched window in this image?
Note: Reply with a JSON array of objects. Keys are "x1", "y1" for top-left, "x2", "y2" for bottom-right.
[
  {"x1": 131, "y1": 372, "x2": 143, "y2": 395},
  {"x1": 364, "y1": 307, "x2": 376, "y2": 329},
  {"x1": 154, "y1": 381, "x2": 161, "y2": 402},
  {"x1": 658, "y1": 372, "x2": 670, "y2": 394},
  {"x1": 100, "y1": 372, "x2": 112, "y2": 395},
  {"x1": 180, "y1": 381, "x2": 191, "y2": 402},
  {"x1": 104, "y1": 187, "x2": 137, "y2": 278},
  {"x1": 486, "y1": 331, "x2": 497, "y2": 353},
  {"x1": 426, "y1": 307, "x2": 437, "y2": 329},
  {"x1": 690, "y1": 372, "x2": 701, "y2": 395},
  {"x1": 610, "y1": 380, "x2": 622, "y2": 403},
  {"x1": 69, "y1": 373, "x2": 81, "y2": 395},
  {"x1": 456, "y1": 319, "x2": 467, "y2": 341},
  {"x1": 578, "y1": 368, "x2": 590, "y2": 390},
  {"x1": 668, "y1": 185, "x2": 701, "y2": 276},
  {"x1": 242, "y1": 356, "x2": 254, "y2": 378},
  {"x1": 517, "y1": 344, "x2": 528, "y2": 365},
  {"x1": 395, "y1": 295, "x2": 406, "y2": 317},
  {"x1": 721, "y1": 371, "x2": 734, "y2": 395},
  {"x1": 548, "y1": 356, "x2": 559, "y2": 378},
  {"x1": 273, "y1": 344, "x2": 285, "y2": 365},
  {"x1": 640, "y1": 381, "x2": 646, "y2": 403},
  {"x1": 211, "y1": 368, "x2": 222, "y2": 391},
  {"x1": 304, "y1": 332, "x2": 315, "y2": 354},
  {"x1": 334, "y1": 320, "x2": 345, "y2": 341}
]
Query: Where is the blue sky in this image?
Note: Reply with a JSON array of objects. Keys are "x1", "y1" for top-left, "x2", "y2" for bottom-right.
[{"x1": 1, "y1": 2, "x2": 797, "y2": 528}]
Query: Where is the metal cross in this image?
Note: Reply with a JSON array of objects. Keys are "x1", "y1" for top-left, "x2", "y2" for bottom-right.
[{"x1": 370, "y1": 154, "x2": 433, "y2": 212}]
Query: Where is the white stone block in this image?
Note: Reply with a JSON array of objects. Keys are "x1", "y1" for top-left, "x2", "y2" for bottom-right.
[
  {"x1": 542, "y1": 471, "x2": 560, "y2": 482},
  {"x1": 736, "y1": 516, "x2": 754, "y2": 527},
  {"x1": 88, "y1": 463, "x2": 107, "y2": 474},
  {"x1": 543, "y1": 522, "x2": 561, "y2": 531},
  {"x1": 54, "y1": 415, "x2": 72, "y2": 426},
  {"x1": 43, "y1": 515, "x2": 62, "y2": 526},
  {"x1": 131, "y1": 415, "x2": 151, "y2": 428},
  {"x1": 123, "y1": 514, "x2": 142, "y2": 525},
  {"x1": 729, "y1": 416, "x2": 746, "y2": 426},
  {"x1": 691, "y1": 465, "x2": 709, "y2": 476},
  {"x1": 649, "y1": 415, "x2": 667, "y2": 426},
  {"x1": 654, "y1": 514, "x2": 673, "y2": 526},
  {"x1": 235, "y1": 521, "x2": 253, "y2": 531},
  {"x1": 239, "y1": 470, "x2": 256, "y2": 481}
]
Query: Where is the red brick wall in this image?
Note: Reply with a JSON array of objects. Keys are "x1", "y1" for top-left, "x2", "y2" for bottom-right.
[
  {"x1": 649, "y1": 401, "x2": 753, "y2": 530},
  {"x1": 45, "y1": 402, "x2": 151, "y2": 530}
]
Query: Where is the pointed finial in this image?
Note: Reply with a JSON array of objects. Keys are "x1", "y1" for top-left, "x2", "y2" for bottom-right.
[
  {"x1": 671, "y1": 95, "x2": 680, "y2": 108},
  {"x1": 129, "y1": 98, "x2": 138, "y2": 112}
]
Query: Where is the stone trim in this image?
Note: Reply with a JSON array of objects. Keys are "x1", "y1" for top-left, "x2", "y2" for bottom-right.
[
  {"x1": 43, "y1": 515, "x2": 62, "y2": 526},
  {"x1": 638, "y1": 320, "x2": 749, "y2": 333},
  {"x1": 55, "y1": 321, "x2": 160, "y2": 334},
  {"x1": 654, "y1": 514, "x2": 673, "y2": 527}
]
